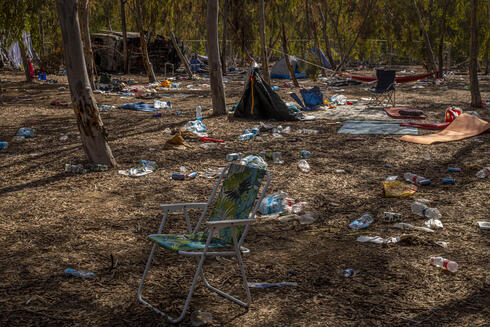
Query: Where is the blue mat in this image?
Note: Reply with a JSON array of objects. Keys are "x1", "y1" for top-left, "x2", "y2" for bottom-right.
[
  {"x1": 118, "y1": 102, "x2": 159, "y2": 112},
  {"x1": 337, "y1": 120, "x2": 419, "y2": 135}
]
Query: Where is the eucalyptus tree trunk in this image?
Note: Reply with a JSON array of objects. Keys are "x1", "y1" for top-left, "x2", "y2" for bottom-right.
[
  {"x1": 281, "y1": 22, "x2": 299, "y2": 87},
  {"x1": 221, "y1": 0, "x2": 229, "y2": 74},
  {"x1": 318, "y1": 4, "x2": 336, "y2": 69},
  {"x1": 134, "y1": 0, "x2": 156, "y2": 82},
  {"x1": 56, "y1": 0, "x2": 117, "y2": 167},
  {"x1": 469, "y1": 0, "x2": 482, "y2": 107},
  {"x1": 170, "y1": 31, "x2": 193, "y2": 79},
  {"x1": 78, "y1": 0, "x2": 95, "y2": 89},
  {"x1": 120, "y1": 0, "x2": 128, "y2": 73},
  {"x1": 18, "y1": 42, "x2": 32, "y2": 82},
  {"x1": 259, "y1": 0, "x2": 270, "y2": 84},
  {"x1": 206, "y1": 0, "x2": 226, "y2": 115},
  {"x1": 413, "y1": 0, "x2": 437, "y2": 73}
]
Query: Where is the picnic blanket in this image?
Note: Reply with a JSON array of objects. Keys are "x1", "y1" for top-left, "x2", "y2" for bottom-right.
[
  {"x1": 338, "y1": 120, "x2": 419, "y2": 135},
  {"x1": 384, "y1": 107, "x2": 425, "y2": 119},
  {"x1": 117, "y1": 102, "x2": 159, "y2": 112},
  {"x1": 400, "y1": 114, "x2": 489, "y2": 144},
  {"x1": 311, "y1": 104, "x2": 393, "y2": 121}
]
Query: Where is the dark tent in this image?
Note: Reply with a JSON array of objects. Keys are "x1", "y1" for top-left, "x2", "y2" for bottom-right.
[{"x1": 234, "y1": 67, "x2": 302, "y2": 121}]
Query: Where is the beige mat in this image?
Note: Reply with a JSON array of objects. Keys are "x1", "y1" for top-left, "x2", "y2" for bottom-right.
[{"x1": 400, "y1": 114, "x2": 489, "y2": 144}]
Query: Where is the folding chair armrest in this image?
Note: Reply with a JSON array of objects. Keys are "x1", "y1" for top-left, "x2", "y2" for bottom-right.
[
  {"x1": 160, "y1": 203, "x2": 207, "y2": 212},
  {"x1": 206, "y1": 219, "x2": 255, "y2": 229}
]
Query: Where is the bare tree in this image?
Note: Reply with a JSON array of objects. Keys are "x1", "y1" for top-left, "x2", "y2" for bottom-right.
[
  {"x1": 259, "y1": 0, "x2": 270, "y2": 83},
  {"x1": 413, "y1": 0, "x2": 437, "y2": 73},
  {"x1": 469, "y1": 0, "x2": 482, "y2": 107},
  {"x1": 78, "y1": 0, "x2": 95, "y2": 89},
  {"x1": 134, "y1": 0, "x2": 156, "y2": 82},
  {"x1": 170, "y1": 31, "x2": 193, "y2": 79},
  {"x1": 56, "y1": 0, "x2": 117, "y2": 166},
  {"x1": 120, "y1": 0, "x2": 128, "y2": 73},
  {"x1": 207, "y1": 0, "x2": 226, "y2": 115},
  {"x1": 281, "y1": 21, "x2": 299, "y2": 87},
  {"x1": 18, "y1": 41, "x2": 33, "y2": 82}
]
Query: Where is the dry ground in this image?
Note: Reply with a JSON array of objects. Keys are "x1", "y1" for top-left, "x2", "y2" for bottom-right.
[{"x1": 0, "y1": 69, "x2": 489, "y2": 326}]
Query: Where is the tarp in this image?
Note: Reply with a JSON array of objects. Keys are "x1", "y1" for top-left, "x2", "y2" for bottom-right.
[
  {"x1": 312, "y1": 46, "x2": 332, "y2": 69},
  {"x1": 270, "y1": 56, "x2": 307, "y2": 79},
  {"x1": 400, "y1": 114, "x2": 489, "y2": 144},
  {"x1": 338, "y1": 120, "x2": 419, "y2": 135},
  {"x1": 337, "y1": 71, "x2": 439, "y2": 83},
  {"x1": 117, "y1": 102, "x2": 159, "y2": 112},
  {"x1": 5, "y1": 31, "x2": 39, "y2": 69},
  {"x1": 234, "y1": 67, "x2": 301, "y2": 121}
]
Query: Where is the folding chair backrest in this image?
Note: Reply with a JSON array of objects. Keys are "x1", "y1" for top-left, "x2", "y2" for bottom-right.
[
  {"x1": 207, "y1": 164, "x2": 266, "y2": 243},
  {"x1": 300, "y1": 86, "x2": 323, "y2": 108},
  {"x1": 375, "y1": 70, "x2": 396, "y2": 92}
]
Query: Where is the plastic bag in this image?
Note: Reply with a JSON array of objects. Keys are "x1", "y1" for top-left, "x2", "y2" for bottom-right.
[{"x1": 383, "y1": 180, "x2": 418, "y2": 198}]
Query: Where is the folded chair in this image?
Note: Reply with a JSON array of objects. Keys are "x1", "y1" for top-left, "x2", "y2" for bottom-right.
[
  {"x1": 138, "y1": 163, "x2": 270, "y2": 323},
  {"x1": 368, "y1": 69, "x2": 396, "y2": 107}
]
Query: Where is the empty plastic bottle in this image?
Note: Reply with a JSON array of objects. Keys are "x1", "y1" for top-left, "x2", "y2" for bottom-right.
[
  {"x1": 196, "y1": 106, "x2": 202, "y2": 121},
  {"x1": 0, "y1": 142, "x2": 8, "y2": 150},
  {"x1": 403, "y1": 172, "x2": 431, "y2": 185},
  {"x1": 226, "y1": 153, "x2": 242, "y2": 161},
  {"x1": 300, "y1": 150, "x2": 311, "y2": 159},
  {"x1": 343, "y1": 268, "x2": 355, "y2": 278},
  {"x1": 64, "y1": 268, "x2": 96, "y2": 278},
  {"x1": 430, "y1": 256, "x2": 458, "y2": 273},
  {"x1": 138, "y1": 160, "x2": 158, "y2": 170},
  {"x1": 238, "y1": 133, "x2": 255, "y2": 141},
  {"x1": 411, "y1": 201, "x2": 442, "y2": 219},
  {"x1": 476, "y1": 168, "x2": 490, "y2": 179},
  {"x1": 298, "y1": 160, "x2": 310, "y2": 172}
]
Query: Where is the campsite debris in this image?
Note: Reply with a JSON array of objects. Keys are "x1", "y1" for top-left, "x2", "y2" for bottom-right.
[
  {"x1": 171, "y1": 172, "x2": 197, "y2": 180},
  {"x1": 442, "y1": 178, "x2": 456, "y2": 184},
  {"x1": 200, "y1": 167, "x2": 225, "y2": 179},
  {"x1": 247, "y1": 282, "x2": 298, "y2": 288},
  {"x1": 240, "y1": 155, "x2": 267, "y2": 169},
  {"x1": 238, "y1": 132, "x2": 255, "y2": 141},
  {"x1": 272, "y1": 152, "x2": 284, "y2": 164},
  {"x1": 190, "y1": 310, "x2": 213, "y2": 327},
  {"x1": 297, "y1": 212, "x2": 317, "y2": 224},
  {"x1": 200, "y1": 143, "x2": 217, "y2": 149},
  {"x1": 154, "y1": 100, "x2": 171, "y2": 109},
  {"x1": 258, "y1": 193, "x2": 286, "y2": 215},
  {"x1": 99, "y1": 105, "x2": 113, "y2": 110},
  {"x1": 393, "y1": 223, "x2": 434, "y2": 233},
  {"x1": 297, "y1": 128, "x2": 319, "y2": 134},
  {"x1": 164, "y1": 134, "x2": 190, "y2": 149},
  {"x1": 51, "y1": 100, "x2": 68, "y2": 107},
  {"x1": 16, "y1": 127, "x2": 35, "y2": 138},
  {"x1": 184, "y1": 120, "x2": 207, "y2": 136},
  {"x1": 199, "y1": 136, "x2": 223, "y2": 143},
  {"x1": 298, "y1": 160, "x2": 310, "y2": 173},
  {"x1": 85, "y1": 163, "x2": 108, "y2": 172},
  {"x1": 65, "y1": 164, "x2": 88, "y2": 174},
  {"x1": 383, "y1": 212, "x2": 402, "y2": 223},
  {"x1": 476, "y1": 168, "x2": 489, "y2": 178},
  {"x1": 152, "y1": 113, "x2": 162, "y2": 117},
  {"x1": 385, "y1": 176, "x2": 398, "y2": 181},
  {"x1": 425, "y1": 218, "x2": 443, "y2": 229},
  {"x1": 175, "y1": 110, "x2": 183, "y2": 115},
  {"x1": 64, "y1": 268, "x2": 96, "y2": 278},
  {"x1": 423, "y1": 152, "x2": 431, "y2": 161},
  {"x1": 300, "y1": 150, "x2": 311, "y2": 159},
  {"x1": 447, "y1": 167, "x2": 461, "y2": 172},
  {"x1": 196, "y1": 106, "x2": 202, "y2": 121},
  {"x1": 349, "y1": 214, "x2": 374, "y2": 230},
  {"x1": 0, "y1": 142, "x2": 8, "y2": 150},
  {"x1": 138, "y1": 160, "x2": 158, "y2": 170},
  {"x1": 411, "y1": 201, "x2": 442, "y2": 220},
  {"x1": 382, "y1": 180, "x2": 418, "y2": 198},
  {"x1": 331, "y1": 94, "x2": 347, "y2": 105},
  {"x1": 118, "y1": 167, "x2": 153, "y2": 177},
  {"x1": 58, "y1": 86, "x2": 66, "y2": 91},
  {"x1": 403, "y1": 172, "x2": 431, "y2": 185},
  {"x1": 476, "y1": 221, "x2": 490, "y2": 231},
  {"x1": 436, "y1": 241, "x2": 448, "y2": 248},
  {"x1": 343, "y1": 268, "x2": 355, "y2": 278},
  {"x1": 59, "y1": 135, "x2": 68, "y2": 141},
  {"x1": 226, "y1": 153, "x2": 243, "y2": 161},
  {"x1": 271, "y1": 86, "x2": 279, "y2": 91},
  {"x1": 430, "y1": 257, "x2": 458, "y2": 273},
  {"x1": 356, "y1": 235, "x2": 399, "y2": 244}
]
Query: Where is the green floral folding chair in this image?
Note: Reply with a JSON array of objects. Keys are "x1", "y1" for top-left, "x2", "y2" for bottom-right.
[{"x1": 138, "y1": 163, "x2": 270, "y2": 323}]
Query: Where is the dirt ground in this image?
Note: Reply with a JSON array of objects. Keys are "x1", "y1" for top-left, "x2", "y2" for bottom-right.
[{"x1": 0, "y1": 68, "x2": 489, "y2": 327}]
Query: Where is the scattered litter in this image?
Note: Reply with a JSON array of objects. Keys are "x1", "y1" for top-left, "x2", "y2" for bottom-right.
[
  {"x1": 298, "y1": 160, "x2": 310, "y2": 172},
  {"x1": 442, "y1": 178, "x2": 455, "y2": 184},
  {"x1": 184, "y1": 120, "x2": 207, "y2": 136},
  {"x1": 300, "y1": 150, "x2": 311, "y2": 159},
  {"x1": 153, "y1": 100, "x2": 171, "y2": 109},
  {"x1": 385, "y1": 175, "x2": 398, "y2": 181},
  {"x1": 349, "y1": 214, "x2": 374, "y2": 230},
  {"x1": 476, "y1": 221, "x2": 490, "y2": 230},
  {"x1": 436, "y1": 241, "x2": 448, "y2": 248},
  {"x1": 356, "y1": 235, "x2": 399, "y2": 244},
  {"x1": 259, "y1": 193, "x2": 286, "y2": 215},
  {"x1": 164, "y1": 134, "x2": 191, "y2": 150},
  {"x1": 331, "y1": 94, "x2": 347, "y2": 105},
  {"x1": 51, "y1": 100, "x2": 68, "y2": 107},
  {"x1": 430, "y1": 256, "x2": 458, "y2": 272},
  {"x1": 118, "y1": 167, "x2": 153, "y2": 177},
  {"x1": 383, "y1": 212, "x2": 401, "y2": 223},
  {"x1": 171, "y1": 172, "x2": 197, "y2": 180},
  {"x1": 59, "y1": 135, "x2": 68, "y2": 141},
  {"x1": 16, "y1": 127, "x2": 35, "y2": 138},
  {"x1": 247, "y1": 282, "x2": 297, "y2": 288},
  {"x1": 411, "y1": 201, "x2": 442, "y2": 219},
  {"x1": 64, "y1": 268, "x2": 96, "y2": 278},
  {"x1": 65, "y1": 164, "x2": 88, "y2": 174},
  {"x1": 382, "y1": 180, "x2": 418, "y2": 198},
  {"x1": 297, "y1": 212, "x2": 317, "y2": 225},
  {"x1": 476, "y1": 168, "x2": 489, "y2": 178},
  {"x1": 240, "y1": 155, "x2": 267, "y2": 169},
  {"x1": 447, "y1": 167, "x2": 461, "y2": 172},
  {"x1": 138, "y1": 160, "x2": 158, "y2": 170},
  {"x1": 343, "y1": 268, "x2": 355, "y2": 278},
  {"x1": 200, "y1": 167, "x2": 225, "y2": 179},
  {"x1": 425, "y1": 218, "x2": 443, "y2": 229},
  {"x1": 393, "y1": 222, "x2": 434, "y2": 233},
  {"x1": 0, "y1": 142, "x2": 8, "y2": 150},
  {"x1": 403, "y1": 172, "x2": 431, "y2": 185},
  {"x1": 226, "y1": 153, "x2": 243, "y2": 162}
]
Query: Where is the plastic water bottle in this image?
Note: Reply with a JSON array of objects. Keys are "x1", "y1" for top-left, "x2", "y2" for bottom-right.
[
  {"x1": 298, "y1": 160, "x2": 310, "y2": 172},
  {"x1": 238, "y1": 133, "x2": 254, "y2": 141},
  {"x1": 0, "y1": 142, "x2": 8, "y2": 150},
  {"x1": 196, "y1": 106, "x2": 202, "y2": 121},
  {"x1": 403, "y1": 172, "x2": 431, "y2": 185},
  {"x1": 64, "y1": 268, "x2": 96, "y2": 278},
  {"x1": 430, "y1": 256, "x2": 458, "y2": 272},
  {"x1": 17, "y1": 127, "x2": 34, "y2": 138},
  {"x1": 349, "y1": 214, "x2": 374, "y2": 230},
  {"x1": 411, "y1": 201, "x2": 442, "y2": 219},
  {"x1": 343, "y1": 268, "x2": 355, "y2": 278},
  {"x1": 138, "y1": 160, "x2": 158, "y2": 170},
  {"x1": 226, "y1": 153, "x2": 242, "y2": 161},
  {"x1": 476, "y1": 168, "x2": 489, "y2": 179},
  {"x1": 300, "y1": 150, "x2": 311, "y2": 159}
]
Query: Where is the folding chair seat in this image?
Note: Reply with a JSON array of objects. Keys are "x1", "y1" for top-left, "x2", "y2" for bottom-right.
[
  {"x1": 368, "y1": 69, "x2": 396, "y2": 107},
  {"x1": 138, "y1": 163, "x2": 270, "y2": 323}
]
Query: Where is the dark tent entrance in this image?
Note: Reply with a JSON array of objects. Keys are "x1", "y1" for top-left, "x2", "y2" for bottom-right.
[{"x1": 233, "y1": 67, "x2": 301, "y2": 121}]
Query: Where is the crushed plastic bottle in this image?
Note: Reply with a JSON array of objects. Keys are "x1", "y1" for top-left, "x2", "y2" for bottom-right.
[
  {"x1": 64, "y1": 268, "x2": 96, "y2": 278},
  {"x1": 195, "y1": 106, "x2": 202, "y2": 121},
  {"x1": 403, "y1": 172, "x2": 431, "y2": 185},
  {"x1": 138, "y1": 160, "x2": 158, "y2": 171},
  {"x1": 154, "y1": 100, "x2": 171, "y2": 109},
  {"x1": 476, "y1": 168, "x2": 489, "y2": 179},
  {"x1": 16, "y1": 127, "x2": 35, "y2": 138},
  {"x1": 423, "y1": 151, "x2": 431, "y2": 161},
  {"x1": 226, "y1": 153, "x2": 242, "y2": 161},
  {"x1": 300, "y1": 150, "x2": 311, "y2": 159},
  {"x1": 411, "y1": 201, "x2": 442, "y2": 219},
  {"x1": 59, "y1": 135, "x2": 68, "y2": 142},
  {"x1": 343, "y1": 268, "x2": 355, "y2": 278},
  {"x1": 240, "y1": 155, "x2": 267, "y2": 169},
  {"x1": 238, "y1": 133, "x2": 255, "y2": 141},
  {"x1": 258, "y1": 194, "x2": 285, "y2": 215},
  {"x1": 298, "y1": 160, "x2": 310, "y2": 172},
  {"x1": 430, "y1": 256, "x2": 458, "y2": 273},
  {"x1": 349, "y1": 214, "x2": 374, "y2": 230}
]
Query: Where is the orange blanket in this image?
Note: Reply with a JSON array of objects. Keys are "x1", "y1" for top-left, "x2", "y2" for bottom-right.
[{"x1": 400, "y1": 114, "x2": 489, "y2": 144}]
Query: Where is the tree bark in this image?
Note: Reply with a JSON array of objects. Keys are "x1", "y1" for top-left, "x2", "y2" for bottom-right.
[
  {"x1": 38, "y1": 11, "x2": 45, "y2": 59},
  {"x1": 206, "y1": 0, "x2": 226, "y2": 115},
  {"x1": 437, "y1": 0, "x2": 450, "y2": 78},
  {"x1": 470, "y1": 0, "x2": 482, "y2": 107},
  {"x1": 55, "y1": 0, "x2": 117, "y2": 167},
  {"x1": 281, "y1": 21, "x2": 299, "y2": 87},
  {"x1": 170, "y1": 31, "x2": 193, "y2": 79},
  {"x1": 18, "y1": 41, "x2": 32, "y2": 82},
  {"x1": 310, "y1": 10, "x2": 326, "y2": 76},
  {"x1": 318, "y1": 3, "x2": 336, "y2": 70},
  {"x1": 220, "y1": 0, "x2": 229, "y2": 74},
  {"x1": 259, "y1": 0, "x2": 270, "y2": 84},
  {"x1": 78, "y1": 0, "x2": 95, "y2": 90},
  {"x1": 134, "y1": 0, "x2": 156, "y2": 82},
  {"x1": 120, "y1": 0, "x2": 128, "y2": 74},
  {"x1": 413, "y1": 0, "x2": 437, "y2": 73}
]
